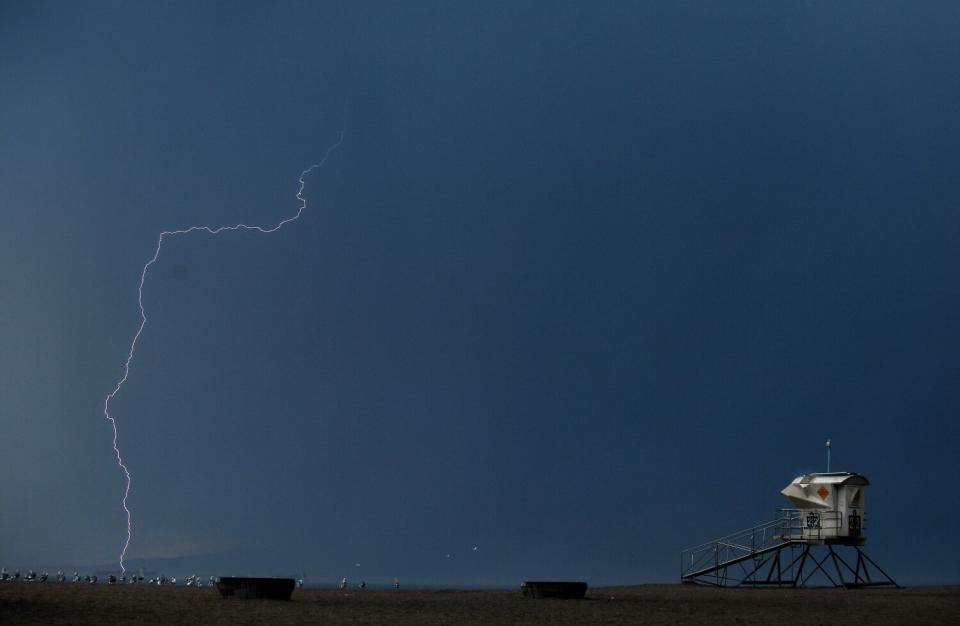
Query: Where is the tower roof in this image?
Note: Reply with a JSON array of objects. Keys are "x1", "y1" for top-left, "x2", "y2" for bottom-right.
[{"x1": 791, "y1": 472, "x2": 869, "y2": 486}]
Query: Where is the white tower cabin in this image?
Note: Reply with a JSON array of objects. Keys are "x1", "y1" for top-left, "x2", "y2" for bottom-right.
[{"x1": 781, "y1": 472, "x2": 867, "y2": 544}]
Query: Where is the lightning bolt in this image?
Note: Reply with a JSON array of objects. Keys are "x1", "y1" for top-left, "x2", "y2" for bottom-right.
[{"x1": 103, "y1": 132, "x2": 344, "y2": 573}]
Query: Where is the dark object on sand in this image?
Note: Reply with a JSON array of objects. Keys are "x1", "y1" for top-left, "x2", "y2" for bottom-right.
[
  {"x1": 216, "y1": 577, "x2": 296, "y2": 600},
  {"x1": 520, "y1": 581, "x2": 588, "y2": 599}
]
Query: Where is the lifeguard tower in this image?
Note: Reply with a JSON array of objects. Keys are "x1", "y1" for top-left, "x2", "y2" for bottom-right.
[{"x1": 680, "y1": 464, "x2": 897, "y2": 587}]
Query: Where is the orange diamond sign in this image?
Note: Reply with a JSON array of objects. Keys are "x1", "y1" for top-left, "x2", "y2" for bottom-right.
[{"x1": 817, "y1": 486, "x2": 830, "y2": 500}]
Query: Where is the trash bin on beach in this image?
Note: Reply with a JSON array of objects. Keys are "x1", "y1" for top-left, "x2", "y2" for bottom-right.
[
  {"x1": 215, "y1": 577, "x2": 296, "y2": 600},
  {"x1": 520, "y1": 581, "x2": 587, "y2": 599}
]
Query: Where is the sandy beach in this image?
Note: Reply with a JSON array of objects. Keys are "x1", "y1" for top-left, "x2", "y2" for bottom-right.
[{"x1": 2, "y1": 582, "x2": 958, "y2": 625}]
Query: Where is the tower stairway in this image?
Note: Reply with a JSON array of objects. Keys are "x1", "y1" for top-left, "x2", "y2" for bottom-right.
[{"x1": 680, "y1": 510, "x2": 897, "y2": 588}]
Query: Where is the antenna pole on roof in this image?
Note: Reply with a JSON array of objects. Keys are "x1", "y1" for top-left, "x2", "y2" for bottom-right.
[{"x1": 826, "y1": 438, "x2": 831, "y2": 472}]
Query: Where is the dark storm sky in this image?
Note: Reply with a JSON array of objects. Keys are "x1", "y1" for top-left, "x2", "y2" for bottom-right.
[{"x1": 1, "y1": 1, "x2": 958, "y2": 584}]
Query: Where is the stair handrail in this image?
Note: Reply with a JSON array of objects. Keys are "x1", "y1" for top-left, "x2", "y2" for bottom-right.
[{"x1": 681, "y1": 510, "x2": 803, "y2": 579}]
